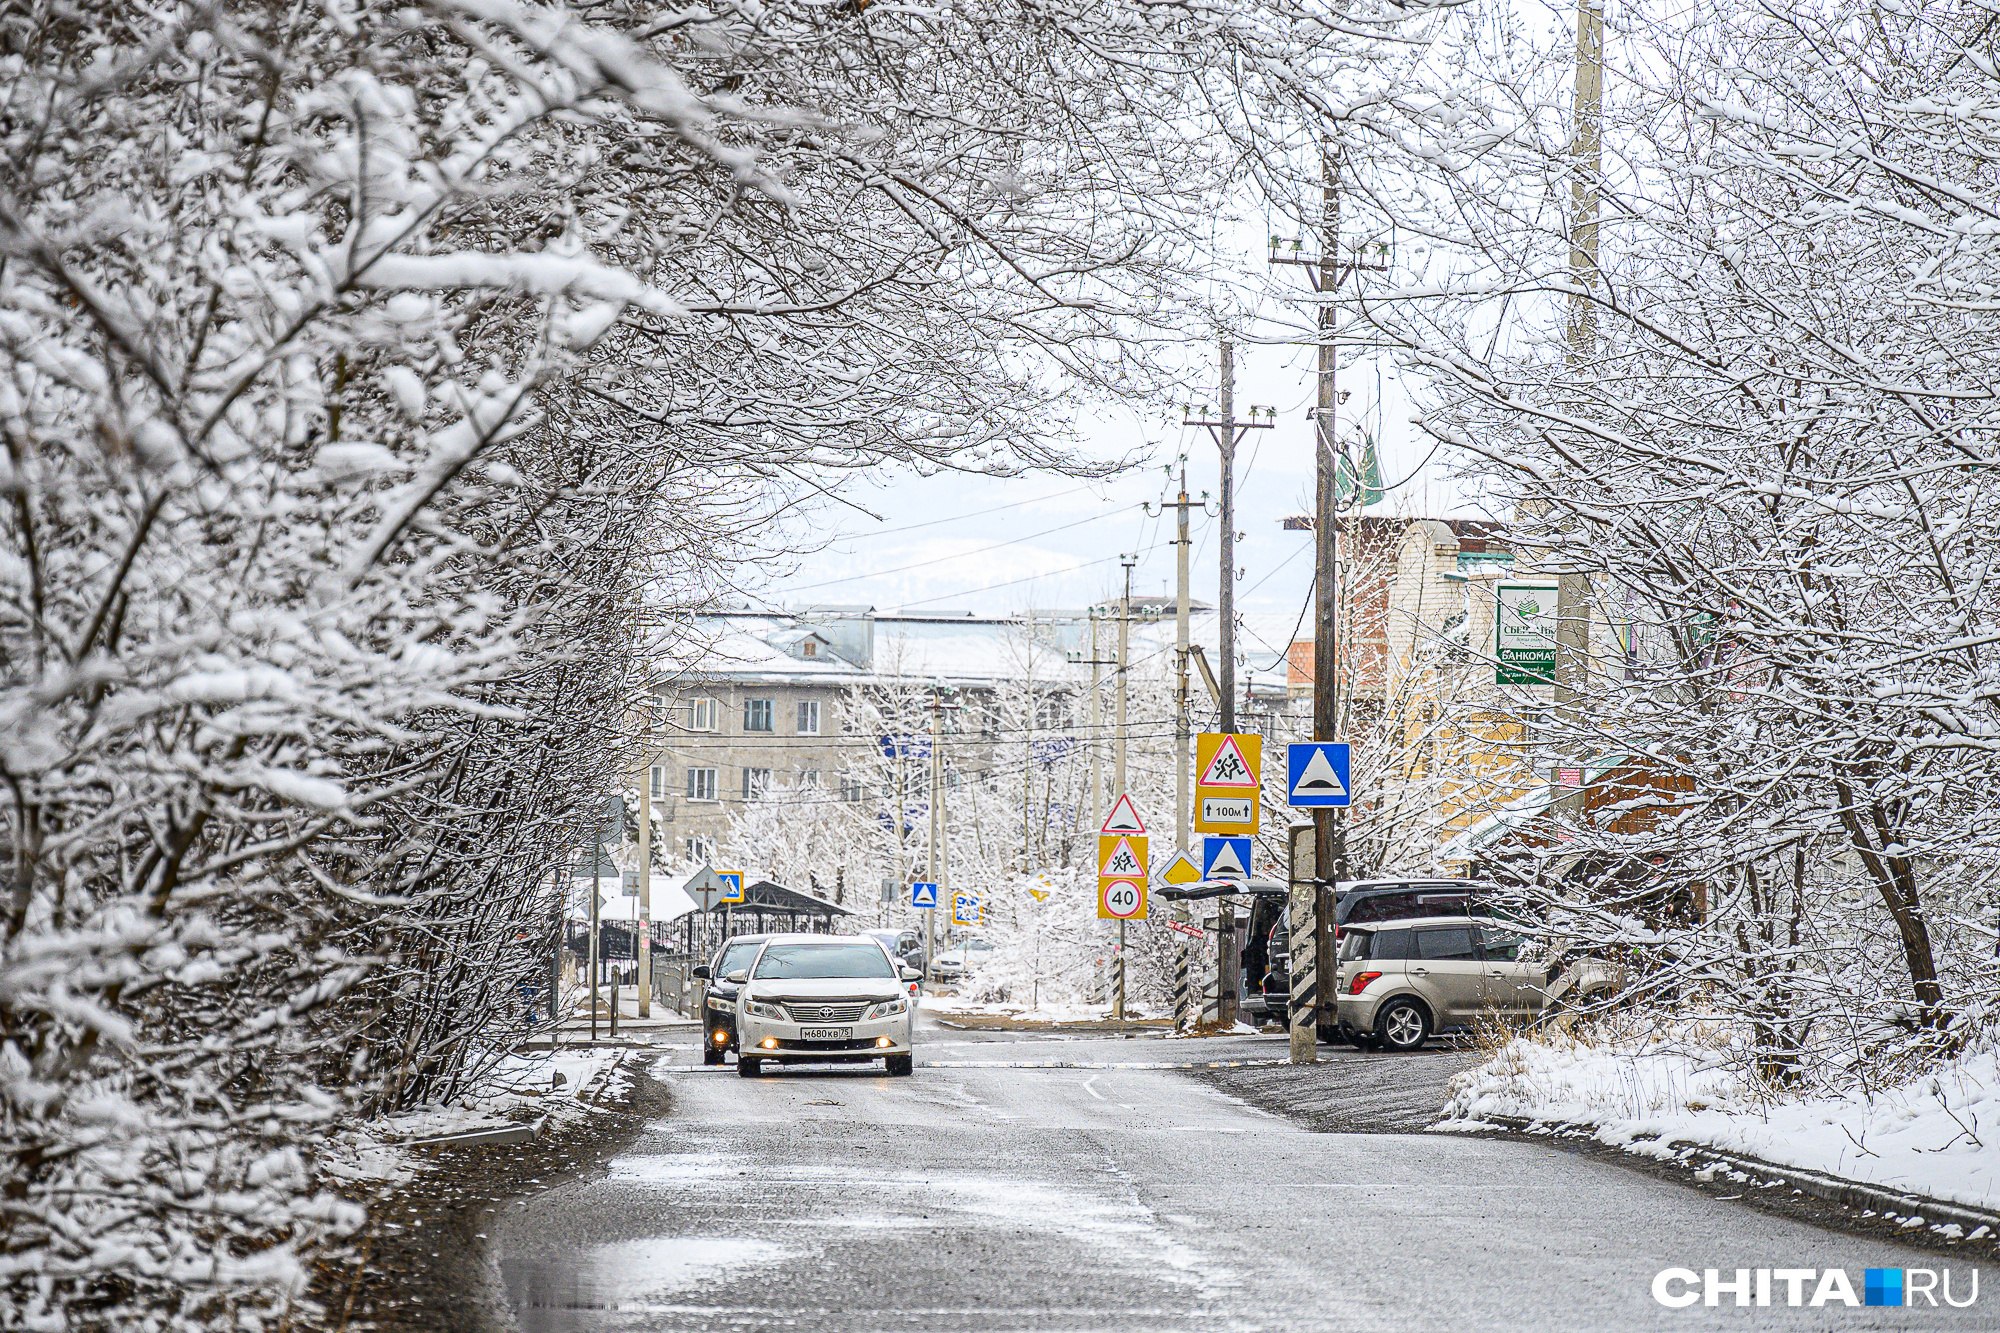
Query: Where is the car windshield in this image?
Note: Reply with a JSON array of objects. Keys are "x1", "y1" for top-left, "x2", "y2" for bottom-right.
[
  {"x1": 717, "y1": 941, "x2": 761, "y2": 976},
  {"x1": 752, "y1": 943, "x2": 897, "y2": 980}
]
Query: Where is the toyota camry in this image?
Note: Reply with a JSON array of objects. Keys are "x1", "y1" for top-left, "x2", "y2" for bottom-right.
[{"x1": 726, "y1": 934, "x2": 921, "y2": 1077}]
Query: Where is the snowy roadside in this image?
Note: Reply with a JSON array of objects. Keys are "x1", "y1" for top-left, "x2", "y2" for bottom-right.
[
  {"x1": 318, "y1": 1046, "x2": 633, "y2": 1201},
  {"x1": 1438, "y1": 1031, "x2": 2000, "y2": 1228},
  {"x1": 921, "y1": 995, "x2": 1172, "y2": 1026}
]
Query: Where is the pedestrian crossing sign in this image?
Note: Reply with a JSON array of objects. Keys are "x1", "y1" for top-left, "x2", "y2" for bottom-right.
[
  {"x1": 718, "y1": 871, "x2": 745, "y2": 904},
  {"x1": 1287, "y1": 743, "x2": 1352, "y2": 808},
  {"x1": 953, "y1": 893, "x2": 982, "y2": 926}
]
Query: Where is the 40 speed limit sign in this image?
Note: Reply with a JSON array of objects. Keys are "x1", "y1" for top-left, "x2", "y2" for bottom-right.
[{"x1": 1099, "y1": 877, "x2": 1146, "y2": 920}]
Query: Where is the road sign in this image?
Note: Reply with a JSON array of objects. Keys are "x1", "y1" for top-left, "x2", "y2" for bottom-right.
[
  {"x1": 717, "y1": 871, "x2": 744, "y2": 904},
  {"x1": 1287, "y1": 743, "x2": 1352, "y2": 808},
  {"x1": 1202, "y1": 835, "x2": 1252, "y2": 881},
  {"x1": 1496, "y1": 582, "x2": 1558, "y2": 684},
  {"x1": 1195, "y1": 732, "x2": 1262, "y2": 834},
  {"x1": 1099, "y1": 877, "x2": 1146, "y2": 920},
  {"x1": 1097, "y1": 834, "x2": 1148, "y2": 880},
  {"x1": 595, "y1": 796, "x2": 624, "y2": 844},
  {"x1": 1029, "y1": 885, "x2": 1050, "y2": 901},
  {"x1": 1156, "y1": 848, "x2": 1202, "y2": 885},
  {"x1": 911, "y1": 880, "x2": 939, "y2": 909},
  {"x1": 1164, "y1": 918, "x2": 1205, "y2": 939},
  {"x1": 1101, "y1": 792, "x2": 1146, "y2": 834},
  {"x1": 683, "y1": 866, "x2": 725, "y2": 911},
  {"x1": 953, "y1": 893, "x2": 982, "y2": 926}
]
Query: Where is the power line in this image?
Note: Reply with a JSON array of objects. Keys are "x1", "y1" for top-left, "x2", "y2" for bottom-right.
[{"x1": 782, "y1": 508, "x2": 1133, "y2": 594}]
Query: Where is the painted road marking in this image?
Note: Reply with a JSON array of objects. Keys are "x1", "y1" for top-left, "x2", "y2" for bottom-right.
[{"x1": 655, "y1": 1058, "x2": 1299, "y2": 1072}]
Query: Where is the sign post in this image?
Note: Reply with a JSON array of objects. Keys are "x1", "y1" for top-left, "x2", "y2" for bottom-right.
[{"x1": 1098, "y1": 795, "x2": 1149, "y2": 1020}]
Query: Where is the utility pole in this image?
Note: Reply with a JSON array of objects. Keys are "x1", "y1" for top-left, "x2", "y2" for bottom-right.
[
  {"x1": 1070, "y1": 614, "x2": 1116, "y2": 841},
  {"x1": 1186, "y1": 345, "x2": 1275, "y2": 1027},
  {"x1": 1147, "y1": 464, "x2": 1202, "y2": 1032},
  {"x1": 926, "y1": 695, "x2": 944, "y2": 973},
  {"x1": 1113, "y1": 555, "x2": 1139, "y2": 1020},
  {"x1": 1021, "y1": 612, "x2": 1034, "y2": 862},
  {"x1": 1270, "y1": 145, "x2": 1386, "y2": 1061},
  {"x1": 1554, "y1": 0, "x2": 1604, "y2": 818},
  {"x1": 636, "y1": 759, "x2": 652, "y2": 1019}
]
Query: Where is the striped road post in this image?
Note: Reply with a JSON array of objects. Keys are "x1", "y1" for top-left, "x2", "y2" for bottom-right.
[{"x1": 1288, "y1": 822, "x2": 1319, "y2": 1063}]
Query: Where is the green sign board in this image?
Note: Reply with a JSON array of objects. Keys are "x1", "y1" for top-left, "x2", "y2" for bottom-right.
[{"x1": 1495, "y1": 582, "x2": 1558, "y2": 685}]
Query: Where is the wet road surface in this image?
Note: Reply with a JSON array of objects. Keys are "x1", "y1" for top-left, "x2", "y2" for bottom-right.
[{"x1": 492, "y1": 1022, "x2": 1989, "y2": 1331}]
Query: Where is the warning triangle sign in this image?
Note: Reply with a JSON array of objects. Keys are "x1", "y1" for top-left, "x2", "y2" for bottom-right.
[
  {"x1": 1099, "y1": 836, "x2": 1145, "y2": 878},
  {"x1": 1199, "y1": 734, "x2": 1258, "y2": 788},
  {"x1": 1101, "y1": 793, "x2": 1146, "y2": 834},
  {"x1": 1206, "y1": 840, "x2": 1248, "y2": 879},
  {"x1": 1292, "y1": 747, "x2": 1348, "y2": 798}
]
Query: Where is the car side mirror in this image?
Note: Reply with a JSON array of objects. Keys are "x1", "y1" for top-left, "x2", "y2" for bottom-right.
[
  {"x1": 691, "y1": 965, "x2": 711, "y2": 980},
  {"x1": 900, "y1": 966, "x2": 922, "y2": 982},
  {"x1": 725, "y1": 969, "x2": 749, "y2": 985}
]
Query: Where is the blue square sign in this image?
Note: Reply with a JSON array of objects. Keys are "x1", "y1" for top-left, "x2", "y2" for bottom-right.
[
  {"x1": 1201, "y1": 836, "x2": 1252, "y2": 881},
  {"x1": 911, "y1": 881, "x2": 939, "y2": 909},
  {"x1": 1287, "y1": 743, "x2": 1352, "y2": 808}
]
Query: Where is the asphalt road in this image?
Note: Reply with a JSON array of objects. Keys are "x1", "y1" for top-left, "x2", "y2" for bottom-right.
[{"x1": 490, "y1": 1022, "x2": 1990, "y2": 1331}]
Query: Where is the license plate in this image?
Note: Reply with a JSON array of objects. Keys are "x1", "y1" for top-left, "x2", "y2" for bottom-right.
[{"x1": 799, "y1": 1027, "x2": 852, "y2": 1041}]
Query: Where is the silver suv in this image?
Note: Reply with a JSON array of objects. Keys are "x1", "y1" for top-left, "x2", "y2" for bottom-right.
[{"x1": 1333, "y1": 916, "x2": 1625, "y2": 1051}]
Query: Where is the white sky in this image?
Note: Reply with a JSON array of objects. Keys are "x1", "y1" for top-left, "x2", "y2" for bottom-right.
[{"x1": 752, "y1": 338, "x2": 1480, "y2": 660}]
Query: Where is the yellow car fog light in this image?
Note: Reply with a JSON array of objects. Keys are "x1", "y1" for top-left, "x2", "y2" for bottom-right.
[
  {"x1": 876, "y1": 1036, "x2": 893, "y2": 1048},
  {"x1": 760, "y1": 1036, "x2": 778, "y2": 1049},
  {"x1": 713, "y1": 1030, "x2": 730, "y2": 1046}
]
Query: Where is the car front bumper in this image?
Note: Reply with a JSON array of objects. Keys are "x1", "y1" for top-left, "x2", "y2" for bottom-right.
[{"x1": 737, "y1": 1012, "x2": 913, "y2": 1062}]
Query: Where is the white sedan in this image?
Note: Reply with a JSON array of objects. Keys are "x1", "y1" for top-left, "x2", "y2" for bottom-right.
[{"x1": 727, "y1": 934, "x2": 920, "y2": 1077}]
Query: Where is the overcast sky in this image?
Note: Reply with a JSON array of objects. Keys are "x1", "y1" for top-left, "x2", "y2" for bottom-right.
[{"x1": 750, "y1": 335, "x2": 1480, "y2": 659}]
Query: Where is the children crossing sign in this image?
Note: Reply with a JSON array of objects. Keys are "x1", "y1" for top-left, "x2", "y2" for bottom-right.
[
  {"x1": 1195, "y1": 732, "x2": 1262, "y2": 834},
  {"x1": 1287, "y1": 743, "x2": 1352, "y2": 808}
]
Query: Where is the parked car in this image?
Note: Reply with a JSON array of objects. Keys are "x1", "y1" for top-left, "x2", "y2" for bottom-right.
[
  {"x1": 862, "y1": 928, "x2": 927, "y2": 978},
  {"x1": 928, "y1": 937, "x2": 994, "y2": 985},
  {"x1": 727, "y1": 934, "x2": 923, "y2": 1077},
  {"x1": 1332, "y1": 878, "x2": 1493, "y2": 930},
  {"x1": 692, "y1": 934, "x2": 771, "y2": 1065},
  {"x1": 1333, "y1": 915, "x2": 1625, "y2": 1052}
]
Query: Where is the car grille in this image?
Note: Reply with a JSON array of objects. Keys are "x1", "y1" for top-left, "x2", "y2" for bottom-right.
[{"x1": 781, "y1": 1000, "x2": 871, "y2": 1023}]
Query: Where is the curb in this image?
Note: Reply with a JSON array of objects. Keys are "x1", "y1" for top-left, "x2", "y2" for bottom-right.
[
  {"x1": 402, "y1": 1115, "x2": 548, "y2": 1150},
  {"x1": 1465, "y1": 1113, "x2": 2000, "y2": 1236}
]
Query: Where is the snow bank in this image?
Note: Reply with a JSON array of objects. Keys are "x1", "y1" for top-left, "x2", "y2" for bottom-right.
[{"x1": 1442, "y1": 1033, "x2": 2000, "y2": 1214}]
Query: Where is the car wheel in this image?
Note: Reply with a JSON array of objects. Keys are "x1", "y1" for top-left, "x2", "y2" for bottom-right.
[
  {"x1": 1375, "y1": 998, "x2": 1431, "y2": 1052},
  {"x1": 703, "y1": 1046, "x2": 724, "y2": 1066},
  {"x1": 737, "y1": 1057, "x2": 762, "y2": 1078},
  {"x1": 885, "y1": 1053, "x2": 914, "y2": 1076}
]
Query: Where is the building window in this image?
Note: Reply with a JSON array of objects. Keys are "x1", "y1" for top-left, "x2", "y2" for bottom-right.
[
  {"x1": 686, "y1": 767, "x2": 717, "y2": 802},
  {"x1": 1034, "y1": 691, "x2": 1072, "y2": 732},
  {"x1": 742, "y1": 767, "x2": 772, "y2": 799},
  {"x1": 684, "y1": 835, "x2": 715, "y2": 865},
  {"x1": 798, "y1": 769, "x2": 822, "y2": 789},
  {"x1": 802, "y1": 640, "x2": 817, "y2": 658},
  {"x1": 797, "y1": 699, "x2": 821, "y2": 734},
  {"x1": 649, "y1": 765, "x2": 666, "y2": 800},
  {"x1": 840, "y1": 778, "x2": 865, "y2": 803},
  {"x1": 684, "y1": 697, "x2": 718, "y2": 731},
  {"x1": 744, "y1": 698, "x2": 774, "y2": 732}
]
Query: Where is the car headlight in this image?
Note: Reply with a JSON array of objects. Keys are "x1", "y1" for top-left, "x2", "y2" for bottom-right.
[
  {"x1": 743, "y1": 999, "x2": 786, "y2": 1020},
  {"x1": 865, "y1": 998, "x2": 908, "y2": 1020},
  {"x1": 706, "y1": 996, "x2": 733, "y2": 1012}
]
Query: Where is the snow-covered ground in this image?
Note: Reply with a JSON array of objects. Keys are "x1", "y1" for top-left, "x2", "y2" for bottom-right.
[
  {"x1": 921, "y1": 995, "x2": 1169, "y2": 1024},
  {"x1": 320, "y1": 1047, "x2": 632, "y2": 1195},
  {"x1": 1441, "y1": 1031, "x2": 2000, "y2": 1217}
]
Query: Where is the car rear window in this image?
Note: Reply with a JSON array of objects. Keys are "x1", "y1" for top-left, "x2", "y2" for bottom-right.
[
  {"x1": 1346, "y1": 891, "x2": 1471, "y2": 924},
  {"x1": 1415, "y1": 928, "x2": 1477, "y2": 961},
  {"x1": 1343, "y1": 928, "x2": 1411, "y2": 961},
  {"x1": 752, "y1": 943, "x2": 896, "y2": 979}
]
